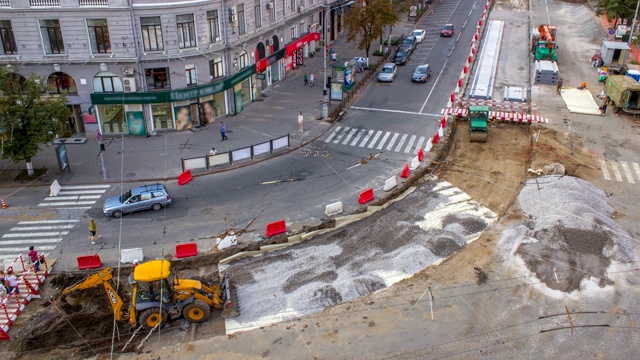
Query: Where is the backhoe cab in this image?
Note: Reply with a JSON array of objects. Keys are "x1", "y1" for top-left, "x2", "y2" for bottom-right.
[{"x1": 62, "y1": 259, "x2": 238, "y2": 331}]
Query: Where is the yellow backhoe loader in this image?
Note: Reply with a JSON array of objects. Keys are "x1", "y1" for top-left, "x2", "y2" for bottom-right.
[{"x1": 62, "y1": 259, "x2": 238, "y2": 330}]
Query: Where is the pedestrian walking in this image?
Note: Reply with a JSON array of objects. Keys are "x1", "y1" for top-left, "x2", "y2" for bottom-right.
[
  {"x1": 5, "y1": 269, "x2": 18, "y2": 295},
  {"x1": 309, "y1": 73, "x2": 315, "y2": 87},
  {"x1": 304, "y1": 73, "x2": 308, "y2": 86},
  {"x1": 89, "y1": 217, "x2": 101, "y2": 245},
  {"x1": 209, "y1": 147, "x2": 217, "y2": 155},
  {"x1": 28, "y1": 246, "x2": 39, "y2": 272},
  {"x1": 220, "y1": 122, "x2": 228, "y2": 141},
  {"x1": 298, "y1": 112, "x2": 304, "y2": 132},
  {"x1": 556, "y1": 78, "x2": 563, "y2": 95},
  {"x1": 600, "y1": 95, "x2": 609, "y2": 115}
]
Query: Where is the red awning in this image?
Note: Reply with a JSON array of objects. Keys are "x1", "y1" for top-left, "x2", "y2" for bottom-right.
[{"x1": 284, "y1": 32, "x2": 321, "y2": 55}]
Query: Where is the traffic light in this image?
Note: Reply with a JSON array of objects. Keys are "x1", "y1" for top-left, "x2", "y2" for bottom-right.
[{"x1": 99, "y1": 143, "x2": 106, "y2": 152}]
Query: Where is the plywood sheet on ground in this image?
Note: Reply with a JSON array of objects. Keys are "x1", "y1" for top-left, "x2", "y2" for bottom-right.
[{"x1": 560, "y1": 87, "x2": 601, "y2": 115}]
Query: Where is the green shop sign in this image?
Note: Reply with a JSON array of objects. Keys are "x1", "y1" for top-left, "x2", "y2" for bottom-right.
[{"x1": 91, "y1": 66, "x2": 255, "y2": 105}]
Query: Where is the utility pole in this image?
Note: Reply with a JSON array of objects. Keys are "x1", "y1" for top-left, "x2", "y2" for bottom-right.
[{"x1": 96, "y1": 131, "x2": 107, "y2": 180}]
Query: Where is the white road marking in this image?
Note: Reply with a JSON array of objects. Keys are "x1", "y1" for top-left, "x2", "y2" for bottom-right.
[
  {"x1": 38, "y1": 201, "x2": 97, "y2": 207},
  {"x1": 57, "y1": 190, "x2": 107, "y2": 195},
  {"x1": 351, "y1": 106, "x2": 437, "y2": 117},
  {"x1": 599, "y1": 159, "x2": 611, "y2": 180},
  {"x1": 325, "y1": 126, "x2": 342, "y2": 143},
  {"x1": 18, "y1": 220, "x2": 79, "y2": 224},
  {"x1": 350, "y1": 129, "x2": 367, "y2": 146},
  {"x1": 368, "y1": 131, "x2": 383, "y2": 149},
  {"x1": 62, "y1": 185, "x2": 110, "y2": 189},
  {"x1": 414, "y1": 136, "x2": 426, "y2": 154},
  {"x1": 0, "y1": 239, "x2": 63, "y2": 245},
  {"x1": 386, "y1": 133, "x2": 400, "y2": 151},
  {"x1": 404, "y1": 135, "x2": 417, "y2": 153},
  {"x1": 634, "y1": 162, "x2": 640, "y2": 181},
  {"x1": 43, "y1": 195, "x2": 102, "y2": 201},
  {"x1": 359, "y1": 130, "x2": 375, "y2": 147},
  {"x1": 333, "y1": 127, "x2": 350, "y2": 144},
  {"x1": 0, "y1": 246, "x2": 57, "y2": 252},
  {"x1": 395, "y1": 134, "x2": 408, "y2": 152},
  {"x1": 377, "y1": 132, "x2": 391, "y2": 150},
  {"x1": 54, "y1": 207, "x2": 92, "y2": 210},
  {"x1": 610, "y1": 161, "x2": 623, "y2": 182},
  {"x1": 620, "y1": 161, "x2": 635, "y2": 184},
  {"x1": 0, "y1": 253, "x2": 48, "y2": 261},
  {"x1": 10, "y1": 225, "x2": 75, "y2": 231},
  {"x1": 342, "y1": 128, "x2": 358, "y2": 145},
  {"x1": 2, "y1": 232, "x2": 69, "y2": 238}
]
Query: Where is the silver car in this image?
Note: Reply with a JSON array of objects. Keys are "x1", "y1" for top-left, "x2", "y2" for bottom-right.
[
  {"x1": 377, "y1": 63, "x2": 398, "y2": 82},
  {"x1": 103, "y1": 183, "x2": 172, "y2": 218}
]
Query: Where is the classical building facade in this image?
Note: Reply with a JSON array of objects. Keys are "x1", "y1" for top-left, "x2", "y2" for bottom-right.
[{"x1": 0, "y1": 0, "x2": 346, "y2": 135}]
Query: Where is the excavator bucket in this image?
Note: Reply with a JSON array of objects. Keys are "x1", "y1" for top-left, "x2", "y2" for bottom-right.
[
  {"x1": 220, "y1": 274, "x2": 239, "y2": 319},
  {"x1": 64, "y1": 293, "x2": 81, "y2": 306}
]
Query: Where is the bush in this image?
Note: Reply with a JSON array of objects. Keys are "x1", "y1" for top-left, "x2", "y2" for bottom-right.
[{"x1": 373, "y1": 50, "x2": 384, "y2": 56}]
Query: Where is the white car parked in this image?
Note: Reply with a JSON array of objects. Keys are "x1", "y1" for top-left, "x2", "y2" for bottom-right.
[{"x1": 412, "y1": 29, "x2": 426, "y2": 43}]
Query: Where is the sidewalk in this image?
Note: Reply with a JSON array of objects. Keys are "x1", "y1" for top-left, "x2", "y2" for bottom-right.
[{"x1": 0, "y1": 19, "x2": 417, "y2": 189}]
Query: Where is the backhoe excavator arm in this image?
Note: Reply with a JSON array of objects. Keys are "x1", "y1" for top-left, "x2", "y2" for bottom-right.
[{"x1": 62, "y1": 267, "x2": 127, "y2": 321}]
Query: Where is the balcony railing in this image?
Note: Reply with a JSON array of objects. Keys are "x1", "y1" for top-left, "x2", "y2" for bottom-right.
[
  {"x1": 0, "y1": 0, "x2": 10, "y2": 8},
  {"x1": 79, "y1": 0, "x2": 108, "y2": 6},
  {"x1": 30, "y1": 0, "x2": 60, "y2": 6}
]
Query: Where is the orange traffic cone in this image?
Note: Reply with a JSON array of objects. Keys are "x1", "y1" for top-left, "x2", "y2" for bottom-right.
[{"x1": 1, "y1": 199, "x2": 7, "y2": 209}]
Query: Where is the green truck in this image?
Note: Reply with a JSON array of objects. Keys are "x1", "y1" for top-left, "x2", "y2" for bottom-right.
[
  {"x1": 468, "y1": 105, "x2": 489, "y2": 142},
  {"x1": 604, "y1": 75, "x2": 640, "y2": 113}
]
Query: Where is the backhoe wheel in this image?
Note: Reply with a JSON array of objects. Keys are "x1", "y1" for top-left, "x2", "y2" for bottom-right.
[
  {"x1": 183, "y1": 300, "x2": 211, "y2": 323},
  {"x1": 140, "y1": 308, "x2": 168, "y2": 331}
]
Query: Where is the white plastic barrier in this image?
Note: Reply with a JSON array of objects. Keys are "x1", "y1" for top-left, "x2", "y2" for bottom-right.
[
  {"x1": 425, "y1": 138, "x2": 433, "y2": 152},
  {"x1": 383, "y1": 176, "x2": 397, "y2": 191},
  {"x1": 410, "y1": 156, "x2": 420, "y2": 170},
  {"x1": 324, "y1": 201, "x2": 344, "y2": 216},
  {"x1": 120, "y1": 248, "x2": 144, "y2": 263},
  {"x1": 438, "y1": 124, "x2": 444, "y2": 137},
  {"x1": 49, "y1": 180, "x2": 62, "y2": 197},
  {"x1": 217, "y1": 234, "x2": 238, "y2": 250}
]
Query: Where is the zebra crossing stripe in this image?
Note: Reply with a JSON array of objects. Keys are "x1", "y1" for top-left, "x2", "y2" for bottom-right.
[
  {"x1": 10, "y1": 225, "x2": 75, "y2": 231},
  {"x1": 38, "y1": 201, "x2": 97, "y2": 207},
  {"x1": 57, "y1": 190, "x2": 108, "y2": 195},
  {"x1": 620, "y1": 161, "x2": 635, "y2": 184},
  {"x1": 386, "y1": 133, "x2": 400, "y2": 151},
  {"x1": 599, "y1": 160, "x2": 611, "y2": 180},
  {"x1": 377, "y1": 132, "x2": 391, "y2": 150},
  {"x1": 368, "y1": 131, "x2": 383, "y2": 149},
  {"x1": 609, "y1": 161, "x2": 623, "y2": 182},
  {"x1": 350, "y1": 129, "x2": 367, "y2": 146},
  {"x1": 61, "y1": 185, "x2": 110, "y2": 189},
  {"x1": 342, "y1": 128, "x2": 358, "y2": 145},
  {"x1": 414, "y1": 136, "x2": 425, "y2": 154},
  {"x1": 43, "y1": 195, "x2": 102, "y2": 201},
  {"x1": 325, "y1": 126, "x2": 342, "y2": 143},
  {"x1": 394, "y1": 134, "x2": 408, "y2": 152},
  {"x1": 0, "y1": 246, "x2": 57, "y2": 252},
  {"x1": 333, "y1": 127, "x2": 350, "y2": 143},
  {"x1": 18, "y1": 220, "x2": 79, "y2": 224},
  {"x1": 634, "y1": 163, "x2": 640, "y2": 181},
  {"x1": 2, "y1": 232, "x2": 69, "y2": 238},
  {"x1": 1, "y1": 239, "x2": 63, "y2": 245},
  {"x1": 404, "y1": 135, "x2": 416, "y2": 153},
  {"x1": 359, "y1": 130, "x2": 375, "y2": 147}
]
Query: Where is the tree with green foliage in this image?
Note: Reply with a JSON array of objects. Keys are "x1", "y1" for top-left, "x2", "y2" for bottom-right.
[
  {"x1": 0, "y1": 67, "x2": 71, "y2": 175},
  {"x1": 595, "y1": 0, "x2": 637, "y2": 25},
  {"x1": 343, "y1": 0, "x2": 405, "y2": 58}
]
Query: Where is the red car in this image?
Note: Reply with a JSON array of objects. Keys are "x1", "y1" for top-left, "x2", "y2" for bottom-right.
[{"x1": 441, "y1": 24, "x2": 454, "y2": 37}]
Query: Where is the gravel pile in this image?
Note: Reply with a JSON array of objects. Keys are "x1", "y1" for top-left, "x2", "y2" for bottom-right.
[
  {"x1": 499, "y1": 175, "x2": 637, "y2": 295},
  {"x1": 226, "y1": 180, "x2": 497, "y2": 333}
]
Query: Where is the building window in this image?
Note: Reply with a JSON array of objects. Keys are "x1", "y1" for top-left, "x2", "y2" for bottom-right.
[
  {"x1": 176, "y1": 14, "x2": 196, "y2": 49},
  {"x1": 140, "y1": 16, "x2": 164, "y2": 51},
  {"x1": 290, "y1": 0, "x2": 295, "y2": 11},
  {"x1": 87, "y1": 19, "x2": 111, "y2": 54},
  {"x1": 290, "y1": 26, "x2": 296, "y2": 40},
  {"x1": 254, "y1": 0, "x2": 262, "y2": 28},
  {"x1": 47, "y1": 72, "x2": 77, "y2": 94},
  {"x1": 145, "y1": 68, "x2": 170, "y2": 90},
  {"x1": 39, "y1": 19, "x2": 64, "y2": 54},
  {"x1": 207, "y1": 10, "x2": 220, "y2": 43},
  {"x1": 281, "y1": 0, "x2": 285, "y2": 16},
  {"x1": 238, "y1": 52, "x2": 249, "y2": 69},
  {"x1": 92, "y1": 72, "x2": 123, "y2": 93},
  {"x1": 301, "y1": 20, "x2": 306, "y2": 34},
  {"x1": 269, "y1": 3, "x2": 276, "y2": 21},
  {"x1": 185, "y1": 64, "x2": 197, "y2": 86},
  {"x1": 237, "y1": 4, "x2": 246, "y2": 35},
  {"x1": 209, "y1": 57, "x2": 224, "y2": 79},
  {"x1": 0, "y1": 20, "x2": 17, "y2": 55}
]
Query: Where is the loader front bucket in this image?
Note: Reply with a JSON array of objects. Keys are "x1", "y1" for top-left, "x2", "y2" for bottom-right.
[{"x1": 220, "y1": 274, "x2": 239, "y2": 319}]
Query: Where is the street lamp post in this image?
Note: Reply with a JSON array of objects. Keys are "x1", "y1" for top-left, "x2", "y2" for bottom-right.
[{"x1": 322, "y1": 1, "x2": 354, "y2": 119}]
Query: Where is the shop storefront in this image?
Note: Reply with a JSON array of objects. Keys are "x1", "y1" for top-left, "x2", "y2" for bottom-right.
[
  {"x1": 284, "y1": 32, "x2": 321, "y2": 71},
  {"x1": 90, "y1": 66, "x2": 254, "y2": 134}
]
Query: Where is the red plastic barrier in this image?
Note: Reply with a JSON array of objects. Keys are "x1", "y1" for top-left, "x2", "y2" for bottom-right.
[
  {"x1": 77, "y1": 255, "x2": 103, "y2": 270},
  {"x1": 464, "y1": 64, "x2": 469, "y2": 73},
  {"x1": 265, "y1": 220, "x2": 287, "y2": 237},
  {"x1": 178, "y1": 170, "x2": 193, "y2": 186},
  {"x1": 432, "y1": 132, "x2": 440, "y2": 144},
  {"x1": 358, "y1": 188, "x2": 374, "y2": 204},
  {"x1": 401, "y1": 163, "x2": 410, "y2": 178},
  {"x1": 418, "y1": 148, "x2": 425, "y2": 162},
  {"x1": 458, "y1": 78, "x2": 463, "y2": 87},
  {"x1": 441, "y1": 117, "x2": 447, "y2": 128},
  {"x1": 176, "y1": 242, "x2": 198, "y2": 259},
  {"x1": 450, "y1": 92, "x2": 455, "y2": 101}
]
